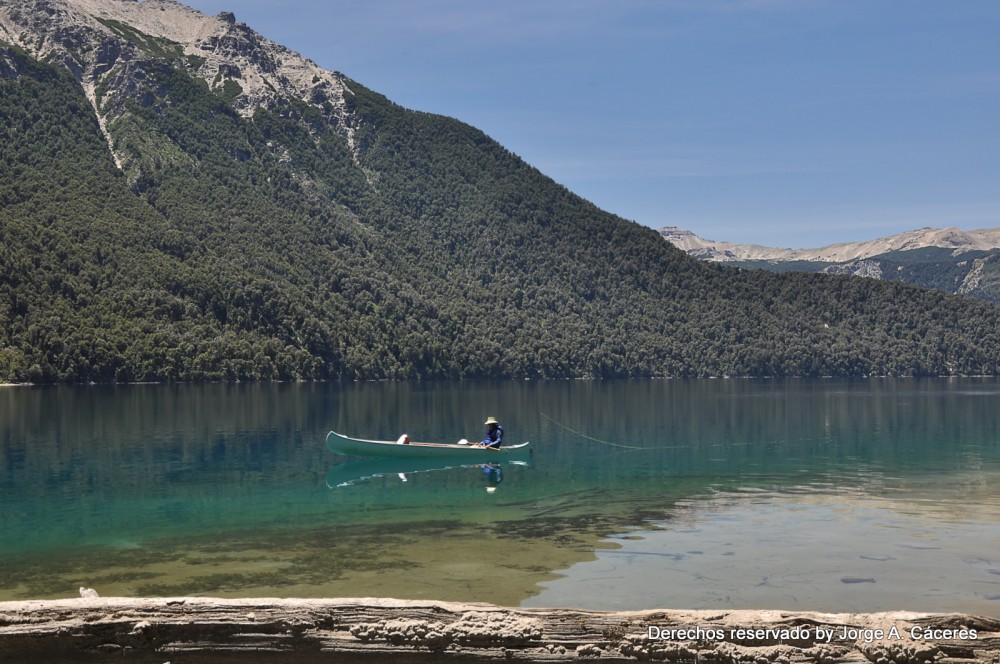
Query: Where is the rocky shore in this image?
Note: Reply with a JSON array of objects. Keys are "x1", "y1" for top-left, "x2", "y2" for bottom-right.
[{"x1": 1, "y1": 597, "x2": 997, "y2": 663}]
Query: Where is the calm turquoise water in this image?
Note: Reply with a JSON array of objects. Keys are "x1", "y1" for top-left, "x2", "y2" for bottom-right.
[{"x1": 1, "y1": 379, "x2": 998, "y2": 614}]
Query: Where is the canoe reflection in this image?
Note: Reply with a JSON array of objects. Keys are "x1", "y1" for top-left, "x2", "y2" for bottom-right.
[{"x1": 325, "y1": 457, "x2": 529, "y2": 488}]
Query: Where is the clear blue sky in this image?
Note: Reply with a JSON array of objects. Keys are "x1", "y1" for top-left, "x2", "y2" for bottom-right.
[{"x1": 182, "y1": 0, "x2": 999, "y2": 248}]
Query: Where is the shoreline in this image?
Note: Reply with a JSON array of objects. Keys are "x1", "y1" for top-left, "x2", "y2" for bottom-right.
[
  {"x1": 1, "y1": 596, "x2": 997, "y2": 663},
  {"x1": 4, "y1": 375, "x2": 1000, "y2": 387}
]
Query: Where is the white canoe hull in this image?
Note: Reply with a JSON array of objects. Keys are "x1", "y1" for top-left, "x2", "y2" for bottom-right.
[{"x1": 326, "y1": 431, "x2": 532, "y2": 459}]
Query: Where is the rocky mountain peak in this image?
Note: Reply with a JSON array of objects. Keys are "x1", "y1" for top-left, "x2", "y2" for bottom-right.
[{"x1": 0, "y1": 0, "x2": 355, "y2": 167}]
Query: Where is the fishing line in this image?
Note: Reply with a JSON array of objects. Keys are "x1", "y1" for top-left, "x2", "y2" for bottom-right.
[
  {"x1": 538, "y1": 412, "x2": 757, "y2": 451},
  {"x1": 539, "y1": 412, "x2": 653, "y2": 450}
]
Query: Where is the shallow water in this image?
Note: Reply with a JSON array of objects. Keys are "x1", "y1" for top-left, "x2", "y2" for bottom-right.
[
  {"x1": 525, "y1": 481, "x2": 1000, "y2": 614},
  {"x1": 1, "y1": 379, "x2": 998, "y2": 614}
]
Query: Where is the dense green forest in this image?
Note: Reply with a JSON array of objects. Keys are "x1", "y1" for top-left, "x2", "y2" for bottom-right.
[{"x1": 2, "y1": 39, "x2": 1000, "y2": 382}]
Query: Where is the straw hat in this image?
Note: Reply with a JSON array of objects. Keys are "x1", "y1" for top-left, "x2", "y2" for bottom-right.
[{"x1": 484, "y1": 416, "x2": 499, "y2": 425}]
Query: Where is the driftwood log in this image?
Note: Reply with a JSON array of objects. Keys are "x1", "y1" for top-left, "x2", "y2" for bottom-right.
[{"x1": 0, "y1": 597, "x2": 997, "y2": 663}]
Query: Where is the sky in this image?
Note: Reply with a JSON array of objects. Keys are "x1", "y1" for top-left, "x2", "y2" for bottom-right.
[{"x1": 180, "y1": 0, "x2": 999, "y2": 248}]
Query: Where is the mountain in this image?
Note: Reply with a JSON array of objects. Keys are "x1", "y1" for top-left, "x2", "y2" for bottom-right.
[
  {"x1": 659, "y1": 226, "x2": 1000, "y2": 262},
  {"x1": 2, "y1": 0, "x2": 1000, "y2": 382},
  {"x1": 660, "y1": 227, "x2": 1000, "y2": 304}
]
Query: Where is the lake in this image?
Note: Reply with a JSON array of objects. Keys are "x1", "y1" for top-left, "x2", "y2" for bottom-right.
[{"x1": 1, "y1": 378, "x2": 998, "y2": 615}]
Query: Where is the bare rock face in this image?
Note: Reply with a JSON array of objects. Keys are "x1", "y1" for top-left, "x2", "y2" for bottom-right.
[
  {"x1": 0, "y1": 597, "x2": 997, "y2": 663},
  {"x1": 0, "y1": 0, "x2": 356, "y2": 170},
  {"x1": 821, "y1": 259, "x2": 884, "y2": 280}
]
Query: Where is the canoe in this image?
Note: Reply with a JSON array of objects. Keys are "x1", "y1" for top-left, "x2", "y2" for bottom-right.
[{"x1": 326, "y1": 430, "x2": 532, "y2": 459}]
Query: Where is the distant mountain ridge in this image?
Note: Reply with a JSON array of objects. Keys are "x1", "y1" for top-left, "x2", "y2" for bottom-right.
[
  {"x1": 660, "y1": 226, "x2": 1000, "y2": 304},
  {"x1": 660, "y1": 226, "x2": 1000, "y2": 263},
  {"x1": 3, "y1": 0, "x2": 1000, "y2": 381}
]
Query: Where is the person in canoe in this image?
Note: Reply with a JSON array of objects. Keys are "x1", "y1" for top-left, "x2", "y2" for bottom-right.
[{"x1": 477, "y1": 416, "x2": 504, "y2": 449}]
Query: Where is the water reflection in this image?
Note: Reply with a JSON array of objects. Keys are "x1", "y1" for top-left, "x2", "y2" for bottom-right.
[
  {"x1": 325, "y1": 459, "x2": 526, "y2": 488},
  {"x1": 1, "y1": 379, "x2": 998, "y2": 609}
]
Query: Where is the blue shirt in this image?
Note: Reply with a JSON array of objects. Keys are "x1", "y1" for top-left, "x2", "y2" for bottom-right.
[{"x1": 481, "y1": 424, "x2": 503, "y2": 448}]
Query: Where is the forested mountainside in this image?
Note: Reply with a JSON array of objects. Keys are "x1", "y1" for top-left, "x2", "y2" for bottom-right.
[
  {"x1": 2, "y1": 0, "x2": 1000, "y2": 382},
  {"x1": 730, "y1": 249, "x2": 1000, "y2": 305}
]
